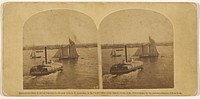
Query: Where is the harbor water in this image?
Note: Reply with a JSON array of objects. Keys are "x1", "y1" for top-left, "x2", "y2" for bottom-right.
[
  {"x1": 23, "y1": 46, "x2": 173, "y2": 89},
  {"x1": 102, "y1": 46, "x2": 174, "y2": 89},
  {"x1": 23, "y1": 48, "x2": 99, "y2": 89}
]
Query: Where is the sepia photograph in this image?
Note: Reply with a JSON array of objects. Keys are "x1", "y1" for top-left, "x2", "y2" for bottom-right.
[
  {"x1": 100, "y1": 9, "x2": 174, "y2": 89},
  {"x1": 23, "y1": 9, "x2": 99, "y2": 89},
  {"x1": 2, "y1": 2, "x2": 197, "y2": 96}
]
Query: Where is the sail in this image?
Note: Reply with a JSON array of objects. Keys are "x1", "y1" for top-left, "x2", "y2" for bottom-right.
[
  {"x1": 110, "y1": 49, "x2": 117, "y2": 56},
  {"x1": 110, "y1": 49, "x2": 113, "y2": 55},
  {"x1": 134, "y1": 37, "x2": 159, "y2": 57},
  {"x1": 113, "y1": 50, "x2": 116, "y2": 55},
  {"x1": 149, "y1": 44, "x2": 159, "y2": 56},
  {"x1": 134, "y1": 44, "x2": 149, "y2": 57},
  {"x1": 134, "y1": 47, "x2": 142, "y2": 56},
  {"x1": 53, "y1": 46, "x2": 69, "y2": 58},
  {"x1": 53, "y1": 49, "x2": 62, "y2": 58},
  {"x1": 69, "y1": 38, "x2": 79, "y2": 58},
  {"x1": 62, "y1": 46, "x2": 69, "y2": 58},
  {"x1": 149, "y1": 36, "x2": 156, "y2": 43},
  {"x1": 141, "y1": 44, "x2": 149, "y2": 56},
  {"x1": 53, "y1": 38, "x2": 78, "y2": 59},
  {"x1": 30, "y1": 50, "x2": 36, "y2": 57},
  {"x1": 149, "y1": 37, "x2": 159, "y2": 56}
]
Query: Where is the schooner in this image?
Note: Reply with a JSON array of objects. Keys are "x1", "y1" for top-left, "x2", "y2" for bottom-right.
[
  {"x1": 110, "y1": 48, "x2": 121, "y2": 57},
  {"x1": 110, "y1": 41, "x2": 122, "y2": 57},
  {"x1": 53, "y1": 38, "x2": 79, "y2": 60},
  {"x1": 134, "y1": 36, "x2": 159, "y2": 58},
  {"x1": 30, "y1": 50, "x2": 41, "y2": 58}
]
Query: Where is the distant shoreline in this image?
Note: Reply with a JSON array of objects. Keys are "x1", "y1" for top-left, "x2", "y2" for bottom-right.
[{"x1": 23, "y1": 42, "x2": 173, "y2": 50}]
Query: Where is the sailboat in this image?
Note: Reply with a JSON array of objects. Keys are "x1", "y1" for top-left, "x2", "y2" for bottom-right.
[
  {"x1": 53, "y1": 38, "x2": 79, "y2": 60},
  {"x1": 30, "y1": 50, "x2": 41, "y2": 58},
  {"x1": 110, "y1": 48, "x2": 121, "y2": 57},
  {"x1": 110, "y1": 41, "x2": 122, "y2": 57},
  {"x1": 110, "y1": 45, "x2": 143, "y2": 75},
  {"x1": 30, "y1": 47, "x2": 63, "y2": 76},
  {"x1": 134, "y1": 36, "x2": 159, "y2": 58}
]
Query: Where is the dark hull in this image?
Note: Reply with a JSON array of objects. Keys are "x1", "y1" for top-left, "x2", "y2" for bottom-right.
[
  {"x1": 36, "y1": 51, "x2": 44, "y2": 53},
  {"x1": 31, "y1": 56, "x2": 41, "y2": 58},
  {"x1": 30, "y1": 67, "x2": 63, "y2": 76},
  {"x1": 59, "y1": 57, "x2": 78, "y2": 60},
  {"x1": 111, "y1": 55, "x2": 122, "y2": 57},
  {"x1": 110, "y1": 66, "x2": 143, "y2": 75},
  {"x1": 116, "y1": 49, "x2": 123, "y2": 51},
  {"x1": 140, "y1": 55, "x2": 158, "y2": 58}
]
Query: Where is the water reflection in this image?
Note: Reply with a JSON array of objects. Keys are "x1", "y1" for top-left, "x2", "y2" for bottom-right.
[
  {"x1": 150, "y1": 57, "x2": 158, "y2": 62},
  {"x1": 141, "y1": 57, "x2": 158, "y2": 63}
]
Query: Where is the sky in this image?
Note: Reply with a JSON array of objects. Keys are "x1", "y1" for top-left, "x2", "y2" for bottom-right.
[
  {"x1": 23, "y1": 9, "x2": 173, "y2": 46},
  {"x1": 99, "y1": 9, "x2": 173, "y2": 44},
  {"x1": 23, "y1": 9, "x2": 97, "y2": 46}
]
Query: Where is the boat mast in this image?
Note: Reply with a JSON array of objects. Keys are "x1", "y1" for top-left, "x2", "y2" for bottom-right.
[
  {"x1": 30, "y1": 50, "x2": 33, "y2": 57},
  {"x1": 68, "y1": 45, "x2": 70, "y2": 57},
  {"x1": 68, "y1": 38, "x2": 71, "y2": 57},
  {"x1": 33, "y1": 50, "x2": 36, "y2": 57},
  {"x1": 62, "y1": 46, "x2": 64, "y2": 58},
  {"x1": 148, "y1": 43, "x2": 150, "y2": 56},
  {"x1": 44, "y1": 47, "x2": 47, "y2": 64},
  {"x1": 125, "y1": 45, "x2": 128, "y2": 62},
  {"x1": 141, "y1": 44, "x2": 143, "y2": 57}
]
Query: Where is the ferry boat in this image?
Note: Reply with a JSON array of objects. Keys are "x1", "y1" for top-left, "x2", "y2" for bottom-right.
[
  {"x1": 110, "y1": 59, "x2": 143, "y2": 75},
  {"x1": 30, "y1": 47, "x2": 63, "y2": 76},
  {"x1": 30, "y1": 63, "x2": 63, "y2": 76},
  {"x1": 110, "y1": 45, "x2": 143, "y2": 75}
]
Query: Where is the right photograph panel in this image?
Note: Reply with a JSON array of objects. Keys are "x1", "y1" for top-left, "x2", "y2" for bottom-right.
[{"x1": 100, "y1": 9, "x2": 174, "y2": 89}]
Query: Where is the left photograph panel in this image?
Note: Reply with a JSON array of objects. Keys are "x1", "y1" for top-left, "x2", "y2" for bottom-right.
[{"x1": 23, "y1": 9, "x2": 99, "y2": 89}]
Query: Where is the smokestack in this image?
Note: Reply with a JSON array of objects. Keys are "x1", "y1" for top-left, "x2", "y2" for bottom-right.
[
  {"x1": 125, "y1": 45, "x2": 128, "y2": 62},
  {"x1": 45, "y1": 47, "x2": 47, "y2": 64}
]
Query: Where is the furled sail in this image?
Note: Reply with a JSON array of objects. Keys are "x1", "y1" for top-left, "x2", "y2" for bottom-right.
[{"x1": 69, "y1": 38, "x2": 79, "y2": 58}]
